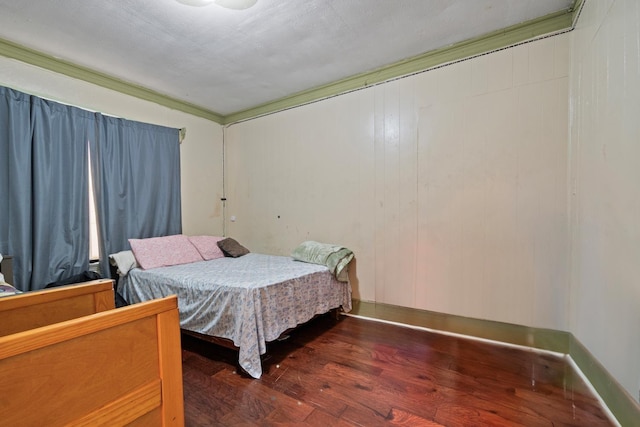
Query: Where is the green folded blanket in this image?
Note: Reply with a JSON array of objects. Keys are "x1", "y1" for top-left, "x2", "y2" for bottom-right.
[{"x1": 291, "y1": 240, "x2": 354, "y2": 282}]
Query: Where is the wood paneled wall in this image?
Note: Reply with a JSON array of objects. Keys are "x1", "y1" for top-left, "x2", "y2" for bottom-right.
[
  {"x1": 569, "y1": 0, "x2": 640, "y2": 404},
  {"x1": 225, "y1": 33, "x2": 570, "y2": 331}
]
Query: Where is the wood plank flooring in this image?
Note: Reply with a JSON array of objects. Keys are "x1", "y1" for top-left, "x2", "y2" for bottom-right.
[{"x1": 181, "y1": 314, "x2": 616, "y2": 426}]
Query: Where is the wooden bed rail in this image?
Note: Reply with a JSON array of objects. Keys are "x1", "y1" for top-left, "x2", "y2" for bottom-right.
[
  {"x1": 0, "y1": 293, "x2": 184, "y2": 426},
  {"x1": 0, "y1": 279, "x2": 115, "y2": 337}
]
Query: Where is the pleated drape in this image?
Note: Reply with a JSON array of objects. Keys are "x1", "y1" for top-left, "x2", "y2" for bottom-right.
[
  {"x1": 90, "y1": 115, "x2": 181, "y2": 278},
  {"x1": 0, "y1": 87, "x2": 35, "y2": 290},
  {"x1": 0, "y1": 85, "x2": 181, "y2": 290}
]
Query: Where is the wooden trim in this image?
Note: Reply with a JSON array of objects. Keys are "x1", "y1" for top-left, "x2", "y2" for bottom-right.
[
  {"x1": 569, "y1": 336, "x2": 640, "y2": 426},
  {"x1": 570, "y1": 0, "x2": 586, "y2": 27},
  {"x1": 349, "y1": 299, "x2": 570, "y2": 353},
  {"x1": 70, "y1": 380, "x2": 162, "y2": 427}
]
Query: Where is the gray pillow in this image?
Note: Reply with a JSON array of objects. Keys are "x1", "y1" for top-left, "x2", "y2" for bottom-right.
[
  {"x1": 108, "y1": 250, "x2": 140, "y2": 276},
  {"x1": 217, "y1": 237, "x2": 250, "y2": 258}
]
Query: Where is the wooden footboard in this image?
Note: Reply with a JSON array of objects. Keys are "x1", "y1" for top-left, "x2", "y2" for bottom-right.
[
  {"x1": 0, "y1": 279, "x2": 115, "y2": 337},
  {"x1": 0, "y1": 293, "x2": 184, "y2": 426}
]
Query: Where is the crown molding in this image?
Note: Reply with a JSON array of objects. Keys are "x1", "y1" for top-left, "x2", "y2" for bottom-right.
[
  {"x1": 0, "y1": 3, "x2": 576, "y2": 126},
  {"x1": 0, "y1": 37, "x2": 224, "y2": 123},
  {"x1": 223, "y1": 7, "x2": 574, "y2": 124}
]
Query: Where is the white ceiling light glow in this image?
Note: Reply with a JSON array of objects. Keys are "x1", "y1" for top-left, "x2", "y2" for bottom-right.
[{"x1": 175, "y1": 0, "x2": 257, "y2": 9}]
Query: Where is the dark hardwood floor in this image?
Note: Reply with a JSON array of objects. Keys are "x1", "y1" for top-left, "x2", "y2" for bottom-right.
[{"x1": 181, "y1": 314, "x2": 616, "y2": 426}]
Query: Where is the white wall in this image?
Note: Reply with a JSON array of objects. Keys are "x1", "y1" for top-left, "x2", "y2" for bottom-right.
[
  {"x1": 225, "y1": 33, "x2": 570, "y2": 330},
  {"x1": 0, "y1": 56, "x2": 224, "y2": 237},
  {"x1": 569, "y1": 0, "x2": 640, "y2": 402}
]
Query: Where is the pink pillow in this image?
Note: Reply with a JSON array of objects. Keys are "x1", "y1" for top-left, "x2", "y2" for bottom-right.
[
  {"x1": 129, "y1": 234, "x2": 203, "y2": 270},
  {"x1": 188, "y1": 235, "x2": 225, "y2": 261}
]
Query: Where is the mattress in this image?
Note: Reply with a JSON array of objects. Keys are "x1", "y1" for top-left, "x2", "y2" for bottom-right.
[{"x1": 120, "y1": 253, "x2": 352, "y2": 378}]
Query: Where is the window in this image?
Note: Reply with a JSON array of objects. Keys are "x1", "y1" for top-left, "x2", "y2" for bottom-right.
[{"x1": 88, "y1": 148, "x2": 100, "y2": 261}]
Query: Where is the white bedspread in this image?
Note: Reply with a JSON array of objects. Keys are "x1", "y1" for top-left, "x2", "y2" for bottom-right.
[{"x1": 120, "y1": 253, "x2": 352, "y2": 378}]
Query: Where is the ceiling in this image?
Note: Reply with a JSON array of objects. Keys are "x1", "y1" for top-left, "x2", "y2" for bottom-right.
[{"x1": 0, "y1": 0, "x2": 575, "y2": 122}]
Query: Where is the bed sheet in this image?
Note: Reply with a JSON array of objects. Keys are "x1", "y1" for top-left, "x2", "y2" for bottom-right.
[{"x1": 120, "y1": 253, "x2": 352, "y2": 378}]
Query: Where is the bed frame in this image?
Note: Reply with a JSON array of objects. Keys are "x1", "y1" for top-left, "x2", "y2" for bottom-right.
[
  {"x1": 182, "y1": 307, "x2": 342, "y2": 351},
  {"x1": 0, "y1": 280, "x2": 184, "y2": 426}
]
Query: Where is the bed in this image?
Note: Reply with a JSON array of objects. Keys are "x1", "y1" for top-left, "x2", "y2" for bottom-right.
[
  {"x1": 119, "y1": 249, "x2": 352, "y2": 379},
  {"x1": 0, "y1": 280, "x2": 184, "y2": 426}
]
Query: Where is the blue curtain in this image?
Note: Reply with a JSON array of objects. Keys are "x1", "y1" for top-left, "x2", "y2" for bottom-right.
[
  {"x1": 91, "y1": 115, "x2": 182, "y2": 278},
  {"x1": 0, "y1": 87, "x2": 33, "y2": 290},
  {"x1": 0, "y1": 85, "x2": 182, "y2": 290},
  {"x1": 30, "y1": 98, "x2": 95, "y2": 289},
  {"x1": 0, "y1": 87, "x2": 94, "y2": 290}
]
